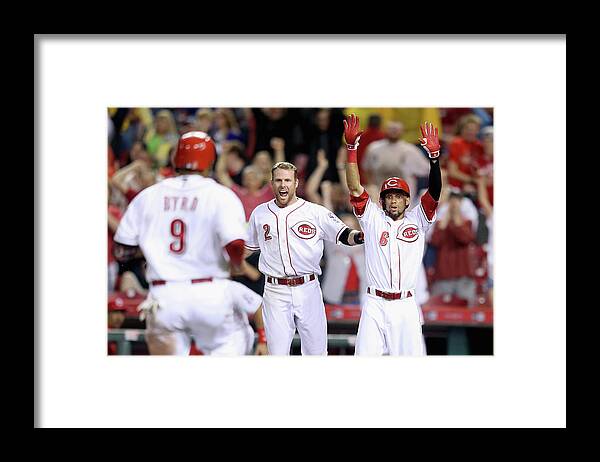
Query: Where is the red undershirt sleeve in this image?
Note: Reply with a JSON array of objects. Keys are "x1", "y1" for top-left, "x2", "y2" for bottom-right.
[
  {"x1": 224, "y1": 239, "x2": 245, "y2": 266},
  {"x1": 349, "y1": 189, "x2": 370, "y2": 217},
  {"x1": 420, "y1": 191, "x2": 439, "y2": 222}
]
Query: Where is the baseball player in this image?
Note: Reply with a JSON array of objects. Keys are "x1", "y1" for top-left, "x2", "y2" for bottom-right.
[
  {"x1": 245, "y1": 161, "x2": 364, "y2": 355},
  {"x1": 343, "y1": 114, "x2": 442, "y2": 356},
  {"x1": 138, "y1": 279, "x2": 268, "y2": 355},
  {"x1": 113, "y1": 131, "x2": 267, "y2": 355}
]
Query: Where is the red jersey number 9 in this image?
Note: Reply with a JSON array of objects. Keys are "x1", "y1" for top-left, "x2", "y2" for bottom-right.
[{"x1": 169, "y1": 219, "x2": 186, "y2": 254}]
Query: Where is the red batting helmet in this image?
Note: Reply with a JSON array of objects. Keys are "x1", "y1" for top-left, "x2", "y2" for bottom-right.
[
  {"x1": 172, "y1": 131, "x2": 216, "y2": 172},
  {"x1": 379, "y1": 177, "x2": 411, "y2": 204}
]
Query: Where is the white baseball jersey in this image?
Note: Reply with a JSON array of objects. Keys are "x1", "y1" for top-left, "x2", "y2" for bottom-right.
[
  {"x1": 351, "y1": 188, "x2": 437, "y2": 356},
  {"x1": 245, "y1": 197, "x2": 348, "y2": 355},
  {"x1": 351, "y1": 189, "x2": 438, "y2": 293},
  {"x1": 114, "y1": 175, "x2": 246, "y2": 281},
  {"x1": 245, "y1": 198, "x2": 347, "y2": 277}
]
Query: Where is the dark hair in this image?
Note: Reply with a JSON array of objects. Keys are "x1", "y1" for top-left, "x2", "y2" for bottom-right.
[
  {"x1": 227, "y1": 144, "x2": 245, "y2": 159},
  {"x1": 133, "y1": 139, "x2": 148, "y2": 151},
  {"x1": 383, "y1": 189, "x2": 410, "y2": 199},
  {"x1": 368, "y1": 114, "x2": 382, "y2": 128}
]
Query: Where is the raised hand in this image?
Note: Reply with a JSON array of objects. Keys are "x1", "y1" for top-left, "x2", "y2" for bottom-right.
[
  {"x1": 317, "y1": 149, "x2": 329, "y2": 169},
  {"x1": 343, "y1": 113, "x2": 364, "y2": 149},
  {"x1": 419, "y1": 121, "x2": 441, "y2": 159},
  {"x1": 270, "y1": 137, "x2": 285, "y2": 152}
]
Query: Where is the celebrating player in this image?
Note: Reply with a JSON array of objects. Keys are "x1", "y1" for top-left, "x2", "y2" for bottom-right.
[
  {"x1": 343, "y1": 114, "x2": 442, "y2": 355},
  {"x1": 245, "y1": 161, "x2": 364, "y2": 355},
  {"x1": 113, "y1": 131, "x2": 267, "y2": 355}
]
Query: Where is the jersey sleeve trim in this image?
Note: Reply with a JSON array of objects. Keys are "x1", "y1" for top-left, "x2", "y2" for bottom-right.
[{"x1": 335, "y1": 226, "x2": 348, "y2": 245}]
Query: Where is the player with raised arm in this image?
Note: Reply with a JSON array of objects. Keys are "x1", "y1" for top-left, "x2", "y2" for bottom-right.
[{"x1": 343, "y1": 114, "x2": 442, "y2": 355}]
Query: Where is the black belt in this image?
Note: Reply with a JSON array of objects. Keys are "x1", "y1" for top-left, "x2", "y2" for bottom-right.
[{"x1": 266, "y1": 274, "x2": 316, "y2": 286}]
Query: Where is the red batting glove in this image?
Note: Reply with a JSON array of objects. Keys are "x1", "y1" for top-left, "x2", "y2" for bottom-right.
[
  {"x1": 419, "y1": 121, "x2": 441, "y2": 159},
  {"x1": 343, "y1": 113, "x2": 364, "y2": 151}
]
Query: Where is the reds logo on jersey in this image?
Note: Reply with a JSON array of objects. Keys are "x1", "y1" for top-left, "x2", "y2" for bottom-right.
[
  {"x1": 397, "y1": 224, "x2": 419, "y2": 243},
  {"x1": 291, "y1": 221, "x2": 317, "y2": 239}
]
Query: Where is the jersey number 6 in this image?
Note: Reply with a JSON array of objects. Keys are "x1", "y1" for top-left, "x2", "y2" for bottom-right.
[
  {"x1": 379, "y1": 231, "x2": 389, "y2": 246},
  {"x1": 169, "y1": 219, "x2": 187, "y2": 254}
]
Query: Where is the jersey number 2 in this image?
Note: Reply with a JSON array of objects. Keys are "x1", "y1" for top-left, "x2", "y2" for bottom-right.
[
  {"x1": 169, "y1": 219, "x2": 186, "y2": 254},
  {"x1": 263, "y1": 224, "x2": 272, "y2": 241}
]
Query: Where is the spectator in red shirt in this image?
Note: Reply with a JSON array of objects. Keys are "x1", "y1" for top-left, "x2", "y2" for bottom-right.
[
  {"x1": 440, "y1": 108, "x2": 473, "y2": 141},
  {"x1": 109, "y1": 159, "x2": 152, "y2": 294},
  {"x1": 251, "y1": 139, "x2": 286, "y2": 187},
  {"x1": 475, "y1": 125, "x2": 494, "y2": 207},
  {"x1": 429, "y1": 190, "x2": 478, "y2": 308},
  {"x1": 447, "y1": 114, "x2": 484, "y2": 196},
  {"x1": 236, "y1": 166, "x2": 275, "y2": 222},
  {"x1": 216, "y1": 149, "x2": 274, "y2": 222},
  {"x1": 110, "y1": 158, "x2": 156, "y2": 204}
]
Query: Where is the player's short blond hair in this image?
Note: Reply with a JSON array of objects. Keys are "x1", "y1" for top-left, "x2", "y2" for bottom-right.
[{"x1": 271, "y1": 161, "x2": 297, "y2": 180}]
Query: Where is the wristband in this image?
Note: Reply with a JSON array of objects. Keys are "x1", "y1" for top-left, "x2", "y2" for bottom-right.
[
  {"x1": 347, "y1": 148, "x2": 358, "y2": 164},
  {"x1": 257, "y1": 328, "x2": 267, "y2": 344},
  {"x1": 354, "y1": 231, "x2": 364, "y2": 245}
]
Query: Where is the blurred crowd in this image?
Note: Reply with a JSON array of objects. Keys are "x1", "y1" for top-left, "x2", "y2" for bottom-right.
[{"x1": 107, "y1": 107, "x2": 494, "y2": 332}]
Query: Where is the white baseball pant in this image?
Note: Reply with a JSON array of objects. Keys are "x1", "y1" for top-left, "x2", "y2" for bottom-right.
[
  {"x1": 145, "y1": 279, "x2": 252, "y2": 355},
  {"x1": 174, "y1": 325, "x2": 255, "y2": 356},
  {"x1": 354, "y1": 291, "x2": 426, "y2": 356},
  {"x1": 262, "y1": 277, "x2": 327, "y2": 355}
]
